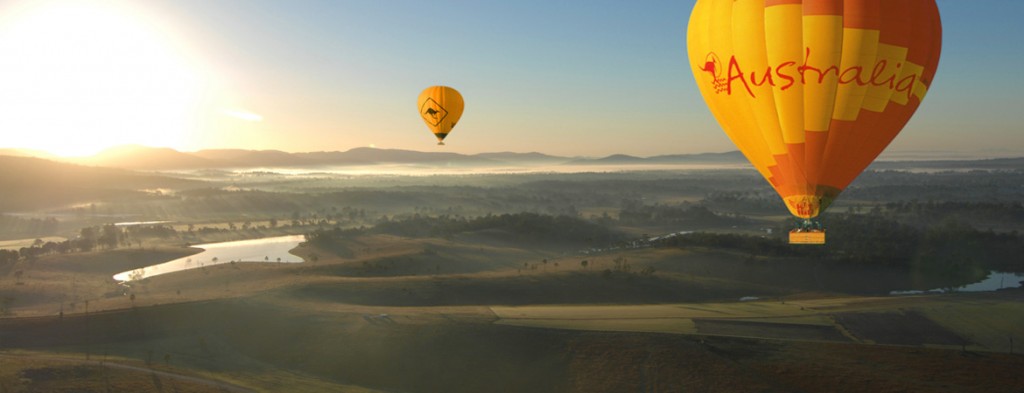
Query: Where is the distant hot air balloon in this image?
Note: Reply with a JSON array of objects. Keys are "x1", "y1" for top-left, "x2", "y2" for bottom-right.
[
  {"x1": 418, "y1": 86, "x2": 464, "y2": 145},
  {"x1": 687, "y1": 0, "x2": 941, "y2": 244}
]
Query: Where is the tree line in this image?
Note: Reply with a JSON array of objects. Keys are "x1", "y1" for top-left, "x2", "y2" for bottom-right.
[
  {"x1": 0, "y1": 215, "x2": 59, "y2": 239},
  {"x1": 615, "y1": 201, "x2": 748, "y2": 227},
  {"x1": 653, "y1": 213, "x2": 1024, "y2": 274},
  {"x1": 306, "y1": 212, "x2": 622, "y2": 250},
  {"x1": 0, "y1": 223, "x2": 188, "y2": 269}
]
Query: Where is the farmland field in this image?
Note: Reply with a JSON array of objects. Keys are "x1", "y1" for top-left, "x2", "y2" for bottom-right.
[{"x1": 2, "y1": 163, "x2": 1024, "y2": 392}]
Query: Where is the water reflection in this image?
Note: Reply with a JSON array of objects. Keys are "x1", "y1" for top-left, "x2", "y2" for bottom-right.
[
  {"x1": 113, "y1": 220, "x2": 172, "y2": 227},
  {"x1": 890, "y1": 271, "x2": 1024, "y2": 295},
  {"x1": 114, "y1": 235, "x2": 305, "y2": 282}
]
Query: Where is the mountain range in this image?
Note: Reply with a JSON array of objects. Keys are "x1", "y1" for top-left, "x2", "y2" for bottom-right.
[
  {"x1": 1, "y1": 145, "x2": 1022, "y2": 173},
  {"x1": 1, "y1": 145, "x2": 749, "y2": 171},
  {"x1": 1, "y1": 145, "x2": 1021, "y2": 211}
]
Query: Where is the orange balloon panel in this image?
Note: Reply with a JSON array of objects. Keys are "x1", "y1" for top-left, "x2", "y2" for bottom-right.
[
  {"x1": 417, "y1": 86, "x2": 464, "y2": 145},
  {"x1": 687, "y1": 0, "x2": 941, "y2": 218}
]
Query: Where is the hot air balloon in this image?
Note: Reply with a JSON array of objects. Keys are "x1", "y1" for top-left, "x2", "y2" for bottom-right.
[
  {"x1": 687, "y1": 0, "x2": 941, "y2": 244},
  {"x1": 417, "y1": 86, "x2": 464, "y2": 145}
]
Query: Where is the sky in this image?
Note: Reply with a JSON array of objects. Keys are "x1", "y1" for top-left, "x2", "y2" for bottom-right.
[{"x1": 0, "y1": 0, "x2": 1021, "y2": 158}]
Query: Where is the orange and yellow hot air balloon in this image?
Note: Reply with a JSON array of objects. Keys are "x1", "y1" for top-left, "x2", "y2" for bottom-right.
[
  {"x1": 687, "y1": 0, "x2": 941, "y2": 244},
  {"x1": 417, "y1": 86, "x2": 464, "y2": 145}
]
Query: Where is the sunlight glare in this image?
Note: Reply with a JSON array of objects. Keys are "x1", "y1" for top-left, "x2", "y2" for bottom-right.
[
  {"x1": 0, "y1": 1, "x2": 209, "y2": 157},
  {"x1": 222, "y1": 109, "x2": 263, "y2": 122}
]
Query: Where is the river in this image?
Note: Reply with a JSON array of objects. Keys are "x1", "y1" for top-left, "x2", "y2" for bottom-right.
[{"x1": 113, "y1": 234, "x2": 305, "y2": 282}]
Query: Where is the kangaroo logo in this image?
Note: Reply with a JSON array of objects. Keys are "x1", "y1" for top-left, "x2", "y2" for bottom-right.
[
  {"x1": 420, "y1": 98, "x2": 448, "y2": 127},
  {"x1": 700, "y1": 52, "x2": 729, "y2": 94}
]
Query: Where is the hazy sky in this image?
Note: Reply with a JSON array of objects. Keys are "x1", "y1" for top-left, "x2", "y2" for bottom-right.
[{"x1": 0, "y1": 0, "x2": 1020, "y2": 158}]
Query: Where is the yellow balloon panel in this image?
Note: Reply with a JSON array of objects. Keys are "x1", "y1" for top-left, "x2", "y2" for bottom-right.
[
  {"x1": 687, "y1": 0, "x2": 941, "y2": 219},
  {"x1": 688, "y1": 0, "x2": 778, "y2": 192},
  {"x1": 417, "y1": 86, "x2": 464, "y2": 144}
]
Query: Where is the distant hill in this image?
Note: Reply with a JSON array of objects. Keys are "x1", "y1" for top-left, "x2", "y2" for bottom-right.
[
  {"x1": 194, "y1": 149, "x2": 315, "y2": 167},
  {"x1": 572, "y1": 151, "x2": 1024, "y2": 170},
  {"x1": 581, "y1": 153, "x2": 643, "y2": 163},
  {"x1": 473, "y1": 151, "x2": 570, "y2": 164},
  {"x1": 297, "y1": 147, "x2": 501, "y2": 166},
  {"x1": 569, "y1": 151, "x2": 746, "y2": 165},
  {"x1": 871, "y1": 157, "x2": 1024, "y2": 171},
  {"x1": 0, "y1": 148, "x2": 60, "y2": 160},
  {"x1": 647, "y1": 151, "x2": 748, "y2": 163},
  {"x1": 7, "y1": 144, "x2": 1021, "y2": 172},
  {"x1": 76, "y1": 145, "x2": 218, "y2": 170},
  {"x1": 60, "y1": 145, "x2": 514, "y2": 170},
  {"x1": 0, "y1": 155, "x2": 201, "y2": 211}
]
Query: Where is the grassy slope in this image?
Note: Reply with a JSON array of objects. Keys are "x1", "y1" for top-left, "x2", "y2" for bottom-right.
[
  {"x1": 2, "y1": 233, "x2": 1024, "y2": 392},
  {"x1": 0, "y1": 155, "x2": 200, "y2": 211},
  {"x1": 3, "y1": 297, "x2": 1023, "y2": 393}
]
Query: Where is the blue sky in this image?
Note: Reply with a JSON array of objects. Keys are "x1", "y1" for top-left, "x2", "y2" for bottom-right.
[{"x1": 0, "y1": 0, "x2": 1021, "y2": 158}]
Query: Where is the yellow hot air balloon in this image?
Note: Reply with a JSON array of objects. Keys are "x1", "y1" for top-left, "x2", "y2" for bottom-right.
[
  {"x1": 687, "y1": 0, "x2": 941, "y2": 244},
  {"x1": 417, "y1": 86, "x2": 464, "y2": 145}
]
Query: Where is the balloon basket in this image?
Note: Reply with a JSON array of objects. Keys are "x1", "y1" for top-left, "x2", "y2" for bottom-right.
[{"x1": 789, "y1": 229, "x2": 825, "y2": 245}]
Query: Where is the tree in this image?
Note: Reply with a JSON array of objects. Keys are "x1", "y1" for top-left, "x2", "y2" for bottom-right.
[
  {"x1": 0, "y1": 250, "x2": 18, "y2": 265},
  {"x1": 613, "y1": 257, "x2": 631, "y2": 273},
  {"x1": 640, "y1": 266, "x2": 656, "y2": 276},
  {"x1": 78, "y1": 227, "x2": 97, "y2": 251},
  {"x1": 580, "y1": 260, "x2": 589, "y2": 269},
  {"x1": 0, "y1": 296, "x2": 14, "y2": 315},
  {"x1": 99, "y1": 225, "x2": 120, "y2": 249},
  {"x1": 42, "y1": 241, "x2": 58, "y2": 255},
  {"x1": 19, "y1": 247, "x2": 37, "y2": 261}
]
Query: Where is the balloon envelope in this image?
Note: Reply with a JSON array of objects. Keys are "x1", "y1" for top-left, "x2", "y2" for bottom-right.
[
  {"x1": 418, "y1": 86, "x2": 464, "y2": 145},
  {"x1": 687, "y1": 0, "x2": 941, "y2": 219}
]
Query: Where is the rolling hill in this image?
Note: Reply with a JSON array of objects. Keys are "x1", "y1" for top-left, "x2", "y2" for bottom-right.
[{"x1": 0, "y1": 155, "x2": 201, "y2": 211}]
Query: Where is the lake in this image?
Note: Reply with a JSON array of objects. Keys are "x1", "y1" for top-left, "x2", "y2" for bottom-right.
[
  {"x1": 113, "y1": 235, "x2": 306, "y2": 282},
  {"x1": 890, "y1": 271, "x2": 1024, "y2": 295}
]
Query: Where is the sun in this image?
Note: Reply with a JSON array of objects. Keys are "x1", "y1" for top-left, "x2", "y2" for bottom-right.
[{"x1": 0, "y1": 1, "x2": 208, "y2": 157}]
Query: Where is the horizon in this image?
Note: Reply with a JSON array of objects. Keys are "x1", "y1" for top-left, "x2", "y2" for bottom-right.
[{"x1": 3, "y1": 143, "x2": 1021, "y2": 164}]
